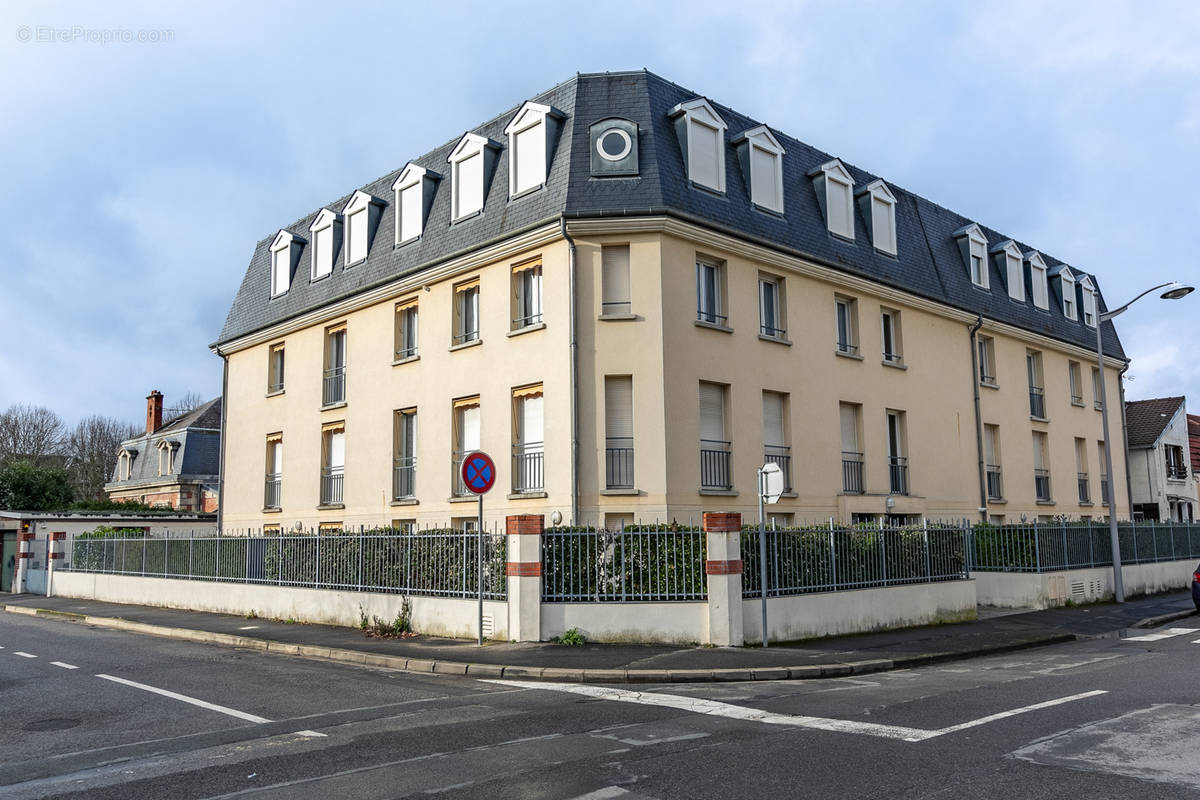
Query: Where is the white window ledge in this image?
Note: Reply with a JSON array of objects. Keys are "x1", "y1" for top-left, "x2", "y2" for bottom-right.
[
  {"x1": 316, "y1": 503, "x2": 345, "y2": 511},
  {"x1": 262, "y1": 506, "x2": 283, "y2": 514},
  {"x1": 507, "y1": 491, "x2": 548, "y2": 500},
  {"x1": 390, "y1": 498, "x2": 419, "y2": 507},
  {"x1": 694, "y1": 320, "x2": 733, "y2": 334},
  {"x1": 448, "y1": 495, "x2": 478, "y2": 503},
  {"x1": 320, "y1": 401, "x2": 347, "y2": 412},
  {"x1": 759, "y1": 334, "x2": 791, "y2": 346},
  {"x1": 449, "y1": 339, "x2": 483, "y2": 352},
  {"x1": 506, "y1": 322, "x2": 546, "y2": 338},
  {"x1": 598, "y1": 313, "x2": 638, "y2": 322},
  {"x1": 882, "y1": 359, "x2": 907, "y2": 371},
  {"x1": 600, "y1": 488, "x2": 640, "y2": 496},
  {"x1": 699, "y1": 489, "x2": 739, "y2": 497},
  {"x1": 835, "y1": 350, "x2": 864, "y2": 361},
  {"x1": 265, "y1": 389, "x2": 285, "y2": 398},
  {"x1": 392, "y1": 355, "x2": 420, "y2": 367}
]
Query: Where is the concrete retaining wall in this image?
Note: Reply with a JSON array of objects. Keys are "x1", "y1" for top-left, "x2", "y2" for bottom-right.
[
  {"x1": 741, "y1": 580, "x2": 978, "y2": 644},
  {"x1": 975, "y1": 559, "x2": 1199, "y2": 609},
  {"x1": 51, "y1": 572, "x2": 509, "y2": 640},
  {"x1": 541, "y1": 602, "x2": 709, "y2": 645}
]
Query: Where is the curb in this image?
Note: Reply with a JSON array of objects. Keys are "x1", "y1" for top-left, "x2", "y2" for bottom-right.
[
  {"x1": 1, "y1": 602, "x2": 1090, "y2": 683},
  {"x1": 1131, "y1": 608, "x2": 1196, "y2": 629}
]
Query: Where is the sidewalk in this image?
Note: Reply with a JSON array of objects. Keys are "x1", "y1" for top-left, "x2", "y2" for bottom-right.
[{"x1": 3, "y1": 592, "x2": 1194, "y2": 683}]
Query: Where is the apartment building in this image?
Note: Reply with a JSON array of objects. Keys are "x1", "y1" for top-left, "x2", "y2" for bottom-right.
[{"x1": 213, "y1": 70, "x2": 1129, "y2": 530}]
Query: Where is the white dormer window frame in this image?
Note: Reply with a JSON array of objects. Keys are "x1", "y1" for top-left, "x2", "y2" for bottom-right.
[
  {"x1": 156, "y1": 439, "x2": 177, "y2": 476},
  {"x1": 669, "y1": 98, "x2": 727, "y2": 194},
  {"x1": 733, "y1": 125, "x2": 785, "y2": 213},
  {"x1": 1079, "y1": 276, "x2": 1098, "y2": 327},
  {"x1": 954, "y1": 224, "x2": 989, "y2": 289},
  {"x1": 992, "y1": 240, "x2": 1024, "y2": 302},
  {"x1": 810, "y1": 159, "x2": 855, "y2": 241},
  {"x1": 504, "y1": 101, "x2": 562, "y2": 198},
  {"x1": 117, "y1": 448, "x2": 136, "y2": 481},
  {"x1": 864, "y1": 180, "x2": 898, "y2": 256},
  {"x1": 308, "y1": 208, "x2": 340, "y2": 281},
  {"x1": 1056, "y1": 266, "x2": 1078, "y2": 320},
  {"x1": 391, "y1": 163, "x2": 440, "y2": 246},
  {"x1": 1026, "y1": 252, "x2": 1050, "y2": 310},
  {"x1": 341, "y1": 190, "x2": 383, "y2": 267},
  {"x1": 448, "y1": 133, "x2": 498, "y2": 221},
  {"x1": 269, "y1": 229, "x2": 303, "y2": 298}
]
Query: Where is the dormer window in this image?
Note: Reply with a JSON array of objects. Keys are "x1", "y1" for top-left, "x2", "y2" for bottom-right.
[
  {"x1": 340, "y1": 191, "x2": 386, "y2": 267},
  {"x1": 992, "y1": 240, "x2": 1024, "y2": 302},
  {"x1": 504, "y1": 101, "x2": 563, "y2": 197},
  {"x1": 861, "y1": 180, "x2": 897, "y2": 255},
  {"x1": 669, "y1": 98, "x2": 727, "y2": 193},
  {"x1": 269, "y1": 230, "x2": 304, "y2": 297},
  {"x1": 1080, "y1": 276, "x2": 1098, "y2": 327},
  {"x1": 447, "y1": 133, "x2": 500, "y2": 221},
  {"x1": 1054, "y1": 266, "x2": 1078, "y2": 320},
  {"x1": 954, "y1": 224, "x2": 989, "y2": 288},
  {"x1": 308, "y1": 209, "x2": 341, "y2": 281},
  {"x1": 391, "y1": 163, "x2": 441, "y2": 245},
  {"x1": 808, "y1": 159, "x2": 855, "y2": 240},
  {"x1": 733, "y1": 126, "x2": 784, "y2": 213},
  {"x1": 117, "y1": 448, "x2": 136, "y2": 480},
  {"x1": 1026, "y1": 252, "x2": 1050, "y2": 310},
  {"x1": 157, "y1": 440, "x2": 177, "y2": 476}
]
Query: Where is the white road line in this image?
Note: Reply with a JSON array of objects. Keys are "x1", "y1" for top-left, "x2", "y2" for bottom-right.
[
  {"x1": 485, "y1": 681, "x2": 1108, "y2": 743},
  {"x1": 50, "y1": 661, "x2": 78, "y2": 670},
  {"x1": 239, "y1": 625, "x2": 259, "y2": 630},
  {"x1": 1124, "y1": 627, "x2": 1199, "y2": 642},
  {"x1": 14, "y1": 651, "x2": 36, "y2": 658}
]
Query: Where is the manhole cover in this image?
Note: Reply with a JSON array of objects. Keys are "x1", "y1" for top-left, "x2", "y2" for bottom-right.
[{"x1": 23, "y1": 718, "x2": 80, "y2": 732}]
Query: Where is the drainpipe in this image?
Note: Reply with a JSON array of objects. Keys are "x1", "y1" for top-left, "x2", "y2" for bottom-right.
[
  {"x1": 560, "y1": 216, "x2": 579, "y2": 526},
  {"x1": 1118, "y1": 363, "x2": 1133, "y2": 518},
  {"x1": 968, "y1": 316, "x2": 987, "y2": 523},
  {"x1": 217, "y1": 351, "x2": 229, "y2": 533}
]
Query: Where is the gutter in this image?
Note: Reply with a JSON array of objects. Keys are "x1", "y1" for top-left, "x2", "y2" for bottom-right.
[
  {"x1": 217, "y1": 353, "x2": 229, "y2": 532},
  {"x1": 560, "y1": 216, "x2": 579, "y2": 526},
  {"x1": 967, "y1": 316, "x2": 987, "y2": 523},
  {"x1": 1118, "y1": 363, "x2": 1133, "y2": 519}
]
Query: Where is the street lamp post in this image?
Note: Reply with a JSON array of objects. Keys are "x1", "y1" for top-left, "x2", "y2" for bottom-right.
[{"x1": 1096, "y1": 281, "x2": 1193, "y2": 603}]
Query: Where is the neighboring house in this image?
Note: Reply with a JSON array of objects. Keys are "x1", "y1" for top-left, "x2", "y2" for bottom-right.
[
  {"x1": 1189, "y1": 413, "x2": 1200, "y2": 510},
  {"x1": 105, "y1": 391, "x2": 221, "y2": 512},
  {"x1": 1124, "y1": 397, "x2": 1194, "y2": 522},
  {"x1": 212, "y1": 70, "x2": 1129, "y2": 531}
]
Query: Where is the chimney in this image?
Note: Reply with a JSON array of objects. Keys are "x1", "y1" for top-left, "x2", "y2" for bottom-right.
[{"x1": 146, "y1": 390, "x2": 164, "y2": 434}]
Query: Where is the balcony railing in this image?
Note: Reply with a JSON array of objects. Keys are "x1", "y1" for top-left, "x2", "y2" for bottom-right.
[
  {"x1": 452, "y1": 450, "x2": 470, "y2": 497},
  {"x1": 1100, "y1": 475, "x2": 1110, "y2": 506},
  {"x1": 512, "y1": 311, "x2": 543, "y2": 329},
  {"x1": 323, "y1": 365, "x2": 346, "y2": 406},
  {"x1": 882, "y1": 351, "x2": 903, "y2": 366},
  {"x1": 512, "y1": 442, "x2": 545, "y2": 493},
  {"x1": 979, "y1": 368, "x2": 995, "y2": 385},
  {"x1": 836, "y1": 340, "x2": 858, "y2": 356},
  {"x1": 842, "y1": 451, "x2": 864, "y2": 494},
  {"x1": 986, "y1": 465, "x2": 1003, "y2": 501},
  {"x1": 1078, "y1": 472, "x2": 1090, "y2": 504},
  {"x1": 700, "y1": 440, "x2": 732, "y2": 490},
  {"x1": 452, "y1": 327, "x2": 479, "y2": 346},
  {"x1": 605, "y1": 437, "x2": 634, "y2": 489},
  {"x1": 320, "y1": 466, "x2": 344, "y2": 506},
  {"x1": 263, "y1": 473, "x2": 281, "y2": 509},
  {"x1": 392, "y1": 456, "x2": 415, "y2": 500},
  {"x1": 1034, "y1": 468, "x2": 1051, "y2": 502},
  {"x1": 888, "y1": 456, "x2": 909, "y2": 496},
  {"x1": 1029, "y1": 386, "x2": 1046, "y2": 419},
  {"x1": 602, "y1": 300, "x2": 632, "y2": 316},
  {"x1": 1166, "y1": 462, "x2": 1189, "y2": 481},
  {"x1": 268, "y1": 377, "x2": 284, "y2": 394},
  {"x1": 760, "y1": 322, "x2": 787, "y2": 338},
  {"x1": 1071, "y1": 392, "x2": 1083, "y2": 405},
  {"x1": 697, "y1": 308, "x2": 728, "y2": 326},
  {"x1": 395, "y1": 342, "x2": 417, "y2": 360},
  {"x1": 764, "y1": 444, "x2": 792, "y2": 492}
]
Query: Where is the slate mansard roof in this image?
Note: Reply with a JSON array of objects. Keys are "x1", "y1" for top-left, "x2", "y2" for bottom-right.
[
  {"x1": 1125, "y1": 396, "x2": 1186, "y2": 449},
  {"x1": 107, "y1": 398, "x2": 222, "y2": 488},
  {"x1": 217, "y1": 70, "x2": 1125, "y2": 360}
]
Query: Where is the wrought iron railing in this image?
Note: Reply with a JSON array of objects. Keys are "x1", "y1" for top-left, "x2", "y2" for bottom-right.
[
  {"x1": 970, "y1": 521, "x2": 1200, "y2": 572},
  {"x1": 760, "y1": 322, "x2": 787, "y2": 338},
  {"x1": 697, "y1": 308, "x2": 728, "y2": 326},
  {"x1": 1077, "y1": 472, "x2": 1090, "y2": 504},
  {"x1": 452, "y1": 450, "x2": 470, "y2": 497},
  {"x1": 882, "y1": 351, "x2": 903, "y2": 365},
  {"x1": 889, "y1": 456, "x2": 909, "y2": 496},
  {"x1": 602, "y1": 300, "x2": 632, "y2": 315},
  {"x1": 542, "y1": 526, "x2": 706, "y2": 601},
  {"x1": 512, "y1": 442, "x2": 544, "y2": 492},
  {"x1": 700, "y1": 440, "x2": 732, "y2": 490},
  {"x1": 1034, "y1": 468, "x2": 1051, "y2": 502},
  {"x1": 842, "y1": 452, "x2": 864, "y2": 494},
  {"x1": 1029, "y1": 386, "x2": 1046, "y2": 418},
  {"x1": 392, "y1": 457, "x2": 415, "y2": 500},
  {"x1": 764, "y1": 445, "x2": 792, "y2": 492},
  {"x1": 512, "y1": 311, "x2": 543, "y2": 329},
  {"x1": 320, "y1": 466, "x2": 344, "y2": 506},
  {"x1": 1167, "y1": 462, "x2": 1189, "y2": 480},
  {"x1": 986, "y1": 465, "x2": 1003, "y2": 501},
  {"x1": 323, "y1": 366, "x2": 346, "y2": 406},
  {"x1": 452, "y1": 326, "x2": 479, "y2": 346},
  {"x1": 836, "y1": 340, "x2": 859, "y2": 356},
  {"x1": 1101, "y1": 475, "x2": 1110, "y2": 506},
  {"x1": 605, "y1": 437, "x2": 634, "y2": 489},
  {"x1": 263, "y1": 474, "x2": 281, "y2": 509}
]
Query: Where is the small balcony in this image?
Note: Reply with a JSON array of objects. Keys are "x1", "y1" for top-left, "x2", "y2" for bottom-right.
[
  {"x1": 605, "y1": 437, "x2": 634, "y2": 490},
  {"x1": 888, "y1": 456, "x2": 909, "y2": 496},
  {"x1": 263, "y1": 473, "x2": 281, "y2": 509},
  {"x1": 1034, "y1": 468, "x2": 1052, "y2": 502},
  {"x1": 1077, "y1": 472, "x2": 1090, "y2": 503},
  {"x1": 1070, "y1": 392, "x2": 1083, "y2": 405},
  {"x1": 452, "y1": 450, "x2": 470, "y2": 497},
  {"x1": 764, "y1": 444, "x2": 792, "y2": 492},
  {"x1": 986, "y1": 465, "x2": 1003, "y2": 501},
  {"x1": 320, "y1": 466, "x2": 344, "y2": 506},
  {"x1": 700, "y1": 440, "x2": 732, "y2": 491},
  {"x1": 841, "y1": 451, "x2": 864, "y2": 494},
  {"x1": 392, "y1": 457, "x2": 415, "y2": 500},
  {"x1": 1166, "y1": 462, "x2": 1189, "y2": 481},
  {"x1": 1028, "y1": 386, "x2": 1046, "y2": 419},
  {"x1": 512, "y1": 442, "x2": 545, "y2": 493},
  {"x1": 697, "y1": 308, "x2": 728, "y2": 326},
  {"x1": 323, "y1": 365, "x2": 346, "y2": 406}
]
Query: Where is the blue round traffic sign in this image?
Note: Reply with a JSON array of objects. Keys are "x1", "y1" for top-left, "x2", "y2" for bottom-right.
[{"x1": 461, "y1": 451, "x2": 496, "y2": 494}]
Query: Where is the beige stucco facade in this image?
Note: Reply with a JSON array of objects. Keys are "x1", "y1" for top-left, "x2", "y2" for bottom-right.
[{"x1": 218, "y1": 218, "x2": 1129, "y2": 531}]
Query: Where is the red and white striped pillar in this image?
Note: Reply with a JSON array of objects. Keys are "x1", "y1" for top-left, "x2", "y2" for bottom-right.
[
  {"x1": 704, "y1": 512, "x2": 744, "y2": 647},
  {"x1": 15, "y1": 526, "x2": 35, "y2": 594},
  {"x1": 46, "y1": 531, "x2": 65, "y2": 597},
  {"x1": 505, "y1": 514, "x2": 543, "y2": 642}
]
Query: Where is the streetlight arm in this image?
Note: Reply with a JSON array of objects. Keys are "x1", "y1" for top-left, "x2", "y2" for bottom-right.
[{"x1": 1100, "y1": 282, "x2": 1177, "y2": 322}]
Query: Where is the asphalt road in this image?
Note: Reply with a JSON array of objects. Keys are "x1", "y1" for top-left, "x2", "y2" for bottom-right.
[{"x1": 3, "y1": 612, "x2": 1200, "y2": 799}]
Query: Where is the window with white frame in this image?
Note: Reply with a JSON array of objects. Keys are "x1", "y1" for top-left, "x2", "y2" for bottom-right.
[
  {"x1": 309, "y1": 209, "x2": 339, "y2": 280},
  {"x1": 447, "y1": 133, "x2": 496, "y2": 221},
  {"x1": 759, "y1": 274, "x2": 785, "y2": 338},
  {"x1": 1058, "y1": 267, "x2": 1077, "y2": 320},
  {"x1": 512, "y1": 385, "x2": 544, "y2": 493},
  {"x1": 157, "y1": 441, "x2": 174, "y2": 476},
  {"x1": 452, "y1": 396, "x2": 480, "y2": 496},
  {"x1": 736, "y1": 126, "x2": 784, "y2": 212},
  {"x1": 955, "y1": 224, "x2": 989, "y2": 289},
  {"x1": 117, "y1": 450, "x2": 133, "y2": 480},
  {"x1": 1027, "y1": 252, "x2": 1050, "y2": 310},
  {"x1": 267, "y1": 342, "x2": 285, "y2": 393},
  {"x1": 264, "y1": 434, "x2": 282, "y2": 509},
  {"x1": 505, "y1": 102, "x2": 561, "y2": 197},
  {"x1": 511, "y1": 259, "x2": 543, "y2": 329},
  {"x1": 880, "y1": 308, "x2": 903, "y2": 365},
  {"x1": 1068, "y1": 361, "x2": 1083, "y2": 404},
  {"x1": 453, "y1": 279, "x2": 480, "y2": 345},
  {"x1": 977, "y1": 335, "x2": 996, "y2": 385},
  {"x1": 604, "y1": 375, "x2": 634, "y2": 490},
  {"x1": 269, "y1": 230, "x2": 298, "y2": 297},
  {"x1": 392, "y1": 163, "x2": 439, "y2": 245},
  {"x1": 835, "y1": 295, "x2": 858, "y2": 355},
  {"x1": 320, "y1": 422, "x2": 345, "y2": 506},
  {"x1": 995, "y1": 241, "x2": 1024, "y2": 302},
  {"x1": 696, "y1": 257, "x2": 725, "y2": 326},
  {"x1": 810, "y1": 160, "x2": 855, "y2": 240},
  {"x1": 698, "y1": 381, "x2": 730, "y2": 490},
  {"x1": 1080, "y1": 276, "x2": 1097, "y2": 326},
  {"x1": 340, "y1": 191, "x2": 380, "y2": 266},
  {"x1": 601, "y1": 244, "x2": 631, "y2": 316},
  {"x1": 394, "y1": 298, "x2": 418, "y2": 360},
  {"x1": 393, "y1": 408, "x2": 416, "y2": 500},
  {"x1": 864, "y1": 180, "x2": 897, "y2": 255},
  {"x1": 670, "y1": 98, "x2": 727, "y2": 193}
]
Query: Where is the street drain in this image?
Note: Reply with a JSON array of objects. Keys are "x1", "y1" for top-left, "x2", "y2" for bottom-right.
[{"x1": 23, "y1": 718, "x2": 80, "y2": 732}]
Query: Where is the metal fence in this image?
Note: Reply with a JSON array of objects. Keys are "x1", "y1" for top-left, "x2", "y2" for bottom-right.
[
  {"x1": 541, "y1": 526, "x2": 707, "y2": 602},
  {"x1": 742, "y1": 523, "x2": 969, "y2": 598},
  {"x1": 969, "y1": 521, "x2": 1200, "y2": 572},
  {"x1": 700, "y1": 440, "x2": 732, "y2": 490},
  {"x1": 63, "y1": 526, "x2": 507, "y2": 599}
]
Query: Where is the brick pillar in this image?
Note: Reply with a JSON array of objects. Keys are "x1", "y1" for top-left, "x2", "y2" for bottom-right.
[
  {"x1": 146, "y1": 389, "x2": 163, "y2": 434},
  {"x1": 506, "y1": 514, "x2": 543, "y2": 642},
  {"x1": 703, "y1": 512, "x2": 744, "y2": 646}
]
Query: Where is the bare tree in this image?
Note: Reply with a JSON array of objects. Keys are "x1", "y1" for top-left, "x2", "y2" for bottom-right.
[
  {"x1": 67, "y1": 415, "x2": 141, "y2": 499},
  {"x1": 163, "y1": 391, "x2": 205, "y2": 422},
  {"x1": 0, "y1": 404, "x2": 67, "y2": 465}
]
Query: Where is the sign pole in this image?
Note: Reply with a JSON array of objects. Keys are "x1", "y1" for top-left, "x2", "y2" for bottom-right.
[
  {"x1": 477, "y1": 492, "x2": 484, "y2": 647},
  {"x1": 461, "y1": 450, "x2": 496, "y2": 648},
  {"x1": 758, "y1": 468, "x2": 768, "y2": 648}
]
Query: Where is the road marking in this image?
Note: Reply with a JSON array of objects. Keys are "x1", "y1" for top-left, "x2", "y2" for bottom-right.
[
  {"x1": 1124, "y1": 627, "x2": 1198, "y2": 642},
  {"x1": 239, "y1": 625, "x2": 259, "y2": 630},
  {"x1": 486, "y1": 681, "x2": 1108, "y2": 743},
  {"x1": 14, "y1": 651, "x2": 36, "y2": 658},
  {"x1": 50, "y1": 661, "x2": 78, "y2": 670}
]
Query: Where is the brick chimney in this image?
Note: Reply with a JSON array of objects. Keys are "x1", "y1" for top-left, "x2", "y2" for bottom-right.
[{"x1": 146, "y1": 390, "x2": 164, "y2": 434}]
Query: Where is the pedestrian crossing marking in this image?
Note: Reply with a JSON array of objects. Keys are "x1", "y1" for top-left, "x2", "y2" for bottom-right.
[{"x1": 1124, "y1": 627, "x2": 1199, "y2": 642}]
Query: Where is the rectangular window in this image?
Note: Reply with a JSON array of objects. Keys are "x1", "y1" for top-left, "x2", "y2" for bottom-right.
[
  {"x1": 318, "y1": 522, "x2": 343, "y2": 535},
  {"x1": 270, "y1": 247, "x2": 290, "y2": 296},
  {"x1": 763, "y1": 391, "x2": 791, "y2": 492},
  {"x1": 323, "y1": 325, "x2": 347, "y2": 406},
  {"x1": 604, "y1": 375, "x2": 634, "y2": 490},
  {"x1": 1006, "y1": 252, "x2": 1025, "y2": 302},
  {"x1": 1166, "y1": 445, "x2": 1188, "y2": 480},
  {"x1": 827, "y1": 177, "x2": 854, "y2": 239},
  {"x1": 158, "y1": 445, "x2": 171, "y2": 476},
  {"x1": 835, "y1": 296, "x2": 858, "y2": 355},
  {"x1": 320, "y1": 422, "x2": 345, "y2": 506},
  {"x1": 984, "y1": 424, "x2": 1002, "y2": 500},
  {"x1": 268, "y1": 343, "x2": 285, "y2": 394},
  {"x1": 512, "y1": 385, "x2": 544, "y2": 493},
  {"x1": 1033, "y1": 431, "x2": 1051, "y2": 502},
  {"x1": 839, "y1": 403, "x2": 863, "y2": 494},
  {"x1": 394, "y1": 299, "x2": 418, "y2": 361},
  {"x1": 512, "y1": 260, "x2": 543, "y2": 329},
  {"x1": 1031, "y1": 265, "x2": 1049, "y2": 310},
  {"x1": 1082, "y1": 287, "x2": 1097, "y2": 327},
  {"x1": 1098, "y1": 440, "x2": 1110, "y2": 506},
  {"x1": 1026, "y1": 350, "x2": 1045, "y2": 419},
  {"x1": 399, "y1": 182, "x2": 422, "y2": 243},
  {"x1": 456, "y1": 151, "x2": 484, "y2": 218},
  {"x1": 393, "y1": 408, "x2": 416, "y2": 500},
  {"x1": 750, "y1": 144, "x2": 781, "y2": 212},
  {"x1": 871, "y1": 196, "x2": 896, "y2": 254},
  {"x1": 880, "y1": 308, "x2": 902, "y2": 365},
  {"x1": 759, "y1": 275, "x2": 785, "y2": 338},
  {"x1": 453, "y1": 279, "x2": 480, "y2": 345},
  {"x1": 887, "y1": 410, "x2": 908, "y2": 495},
  {"x1": 347, "y1": 209, "x2": 367, "y2": 264},
  {"x1": 696, "y1": 258, "x2": 725, "y2": 325},
  {"x1": 699, "y1": 382, "x2": 730, "y2": 490},
  {"x1": 513, "y1": 124, "x2": 543, "y2": 194},
  {"x1": 1068, "y1": 361, "x2": 1083, "y2": 405},
  {"x1": 689, "y1": 120, "x2": 721, "y2": 190},
  {"x1": 601, "y1": 244, "x2": 631, "y2": 315},
  {"x1": 977, "y1": 335, "x2": 996, "y2": 385},
  {"x1": 264, "y1": 434, "x2": 282, "y2": 509},
  {"x1": 313, "y1": 225, "x2": 333, "y2": 280},
  {"x1": 1091, "y1": 367, "x2": 1103, "y2": 410},
  {"x1": 969, "y1": 240, "x2": 987, "y2": 288},
  {"x1": 1075, "y1": 438, "x2": 1090, "y2": 503},
  {"x1": 452, "y1": 396, "x2": 480, "y2": 496},
  {"x1": 263, "y1": 523, "x2": 281, "y2": 536}
]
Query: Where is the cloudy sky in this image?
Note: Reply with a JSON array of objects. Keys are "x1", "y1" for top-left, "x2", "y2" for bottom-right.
[{"x1": 2, "y1": 0, "x2": 1197, "y2": 426}]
